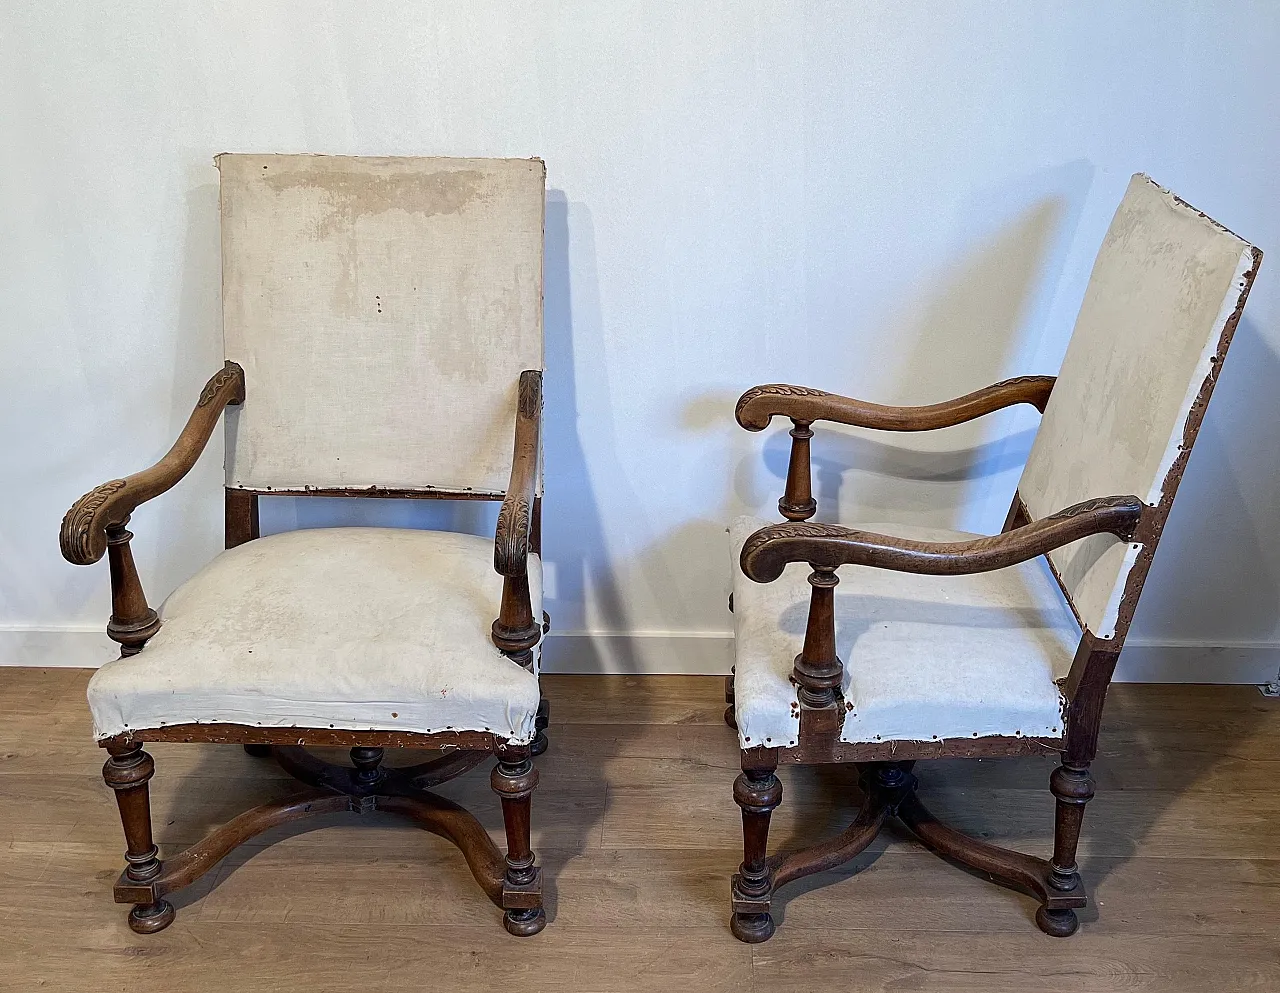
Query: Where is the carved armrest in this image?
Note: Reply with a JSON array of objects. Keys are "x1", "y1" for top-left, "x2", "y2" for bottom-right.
[
  {"x1": 61, "y1": 361, "x2": 245, "y2": 565},
  {"x1": 59, "y1": 361, "x2": 245, "y2": 656},
  {"x1": 491, "y1": 370, "x2": 542, "y2": 665},
  {"x1": 740, "y1": 495, "x2": 1142, "y2": 583},
  {"x1": 735, "y1": 376, "x2": 1055, "y2": 433},
  {"x1": 735, "y1": 377, "x2": 1056, "y2": 521},
  {"x1": 739, "y1": 495, "x2": 1143, "y2": 722}
]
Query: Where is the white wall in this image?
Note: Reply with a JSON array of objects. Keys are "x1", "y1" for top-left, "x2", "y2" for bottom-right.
[{"x1": 3, "y1": 2, "x2": 1278, "y2": 678}]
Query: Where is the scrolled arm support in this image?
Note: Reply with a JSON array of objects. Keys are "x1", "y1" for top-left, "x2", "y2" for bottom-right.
[
  {"x1": 740, "y1": 495, "x2": 1144, "y2": 584},
  {"x1": 735, "y1": 376, "x2": 1056, "y2": 433},
  {"x1": 492, "y1": 370, "x2": 543, "y2": 664},
  {"x1": 59, "y1": 361, "x2": 245, "y2": 657},
  {"x1": 60, "y1": 361, "x2": 246, "y2": 566}
]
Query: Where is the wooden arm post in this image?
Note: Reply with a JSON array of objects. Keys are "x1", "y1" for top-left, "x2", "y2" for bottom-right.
[
  {"x1": 794, "y1": 565, "x2": 843, "y2": 735},
  {"x1": 780, "y1": 420, "x2": 817, "y2": 521},
  {"x1": 105, "y1": 519, "x2": 161, "y2": 656}
]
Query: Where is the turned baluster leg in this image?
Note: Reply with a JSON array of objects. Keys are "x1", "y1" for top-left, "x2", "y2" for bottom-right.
[
  {"x1": 1036, "y1": 759, "x2": 1095, "y2": 937},
  {"x1": 491, "y1": 743, "x2": 546, "y2": 936},
  {"x1": 730, "y1": 755, "x2": 782, "y2": 943},
  {"x1": 103, "y1": 743, "x2": 175, "y2": 934},
  {"x1": 779, "y1": 418, "x2": 817, "y2": 521}
]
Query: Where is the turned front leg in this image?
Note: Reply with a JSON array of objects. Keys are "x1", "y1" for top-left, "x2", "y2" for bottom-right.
[
  {"x1": 730, "y1": 753, "x2": 782, "y2": 943},
  {"x1": 490, "y1": 742, "x2": 546, "y2": 936},
  {"x1": 103, "y1": 743, "x2": 175, "y2": 933},
  {"x1": 1036, "y1": 759, "x2": 1095, "y2": 937}
]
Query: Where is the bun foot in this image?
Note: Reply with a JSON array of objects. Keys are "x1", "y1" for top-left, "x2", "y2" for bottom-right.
[
  {"x1": 730, "y1": 911, "x2": 775, "y2": 943},
  {"x1": 530, "y1": 730, "x2": 549, "y2": 757},
  {"x1": 128, "y1": 899, "x2": 175, "y2": 934},
  {"x1": 1035, "y1": 906, "x2": 1079, "y2": 937},
  {"x1": 503, "y1": 907, "x2": 547, "y2": 937}
]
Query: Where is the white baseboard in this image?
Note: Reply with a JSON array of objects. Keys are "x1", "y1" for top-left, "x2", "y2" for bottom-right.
[
  {"x1": 2, "y1": 627, "x2": 1277, "y2": 684},
  {"x1": 1113, "y1": 640, "x2": 1280, "y2": 684},
  {"x1": 540, "y1": 632, "x2": 734, "y2": 674},
  {"x1": 0, "y1": 627, "x2": 119, "y2": 668}
]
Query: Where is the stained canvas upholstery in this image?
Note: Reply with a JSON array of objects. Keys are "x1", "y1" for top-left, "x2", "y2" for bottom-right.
[{"x1": 87, "y1": 528, "x2": 543, "y2": 742}]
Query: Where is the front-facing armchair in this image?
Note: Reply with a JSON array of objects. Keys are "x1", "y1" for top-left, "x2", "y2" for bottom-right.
[
  {"x1": 61, "y1": 154, "x2": 551, "y2": 936},
  {"x1": 724, "y1": 175, "x2": 1262, "y2": 941}
]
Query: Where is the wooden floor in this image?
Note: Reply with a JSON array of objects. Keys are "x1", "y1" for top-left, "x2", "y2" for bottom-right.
[{"x1": 2, "y1": 670, "x2": 1280, "y2": 991}]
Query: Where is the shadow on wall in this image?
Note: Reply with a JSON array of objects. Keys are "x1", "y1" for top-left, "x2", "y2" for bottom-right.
[
  {"x1": 25, "y1": 176, "x2": 228, "y2": 664},
  {"x1": 738, "y1": 164, "x2": 1094, "y2": 533},
  {"x1": 540, "y1": 191, "x2": 639, "y2": 672},
  {"x1": 1131, "y1": 315, "x2": 1280, "y2": 649},
  {"x1": 148, "y1": 180, "x2": 226, "y2": 597}
]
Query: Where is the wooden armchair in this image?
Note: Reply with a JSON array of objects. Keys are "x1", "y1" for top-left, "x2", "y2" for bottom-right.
[
  {"x1": 724, "y1": 175, "x2": 1262, "y2": 941},
  {"x1": 60, "y1": 155, "x2": 551, "y2": 936}
]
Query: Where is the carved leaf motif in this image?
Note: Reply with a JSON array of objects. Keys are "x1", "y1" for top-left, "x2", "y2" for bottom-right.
[
  {"x1": 741, "y1": 523, "x2": 856, "y2": 560},
  {"x1": 518, "y1": 372, "x2": 542, "y2": 420},
  {"x1": 1047, "y1": 496, "x2": 1130, "y2": 521},
  {"x1": 495, "y1": 497, "x2": 531, "y2": 574},
  {"x1": 60, "y1": 479, "x2": 127, "y2": 564},
  {"x1": 197, "y1": 362, "x2": 241, "y2": 408},
  {"x1": 735, "y1": 384, "x2": 830, "y2": 424}
]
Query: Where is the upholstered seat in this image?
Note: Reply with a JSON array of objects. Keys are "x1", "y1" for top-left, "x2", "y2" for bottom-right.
[
  {"x1": 730, "y1": 515, "x2": 1077, "y2": 748},
  {"x1": 87, "y1": 527, "x2": 543, "y2": 742}
]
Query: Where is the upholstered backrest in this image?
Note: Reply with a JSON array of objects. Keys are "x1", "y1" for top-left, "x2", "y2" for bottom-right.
[
  {"x1": 218, "y1": 154, "x2": 545, "y2": 494},
  {"x1": 1018, "y1": 175, "x2": 1260, "y2": 640}
]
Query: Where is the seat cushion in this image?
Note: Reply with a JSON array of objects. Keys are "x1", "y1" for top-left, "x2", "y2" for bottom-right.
[
  {"x1": 87, "y1": 527, "x2": 542, "y2": 742},
  {"x1": 730, "y1": 516, "x2": 1077, "y2": 749}
]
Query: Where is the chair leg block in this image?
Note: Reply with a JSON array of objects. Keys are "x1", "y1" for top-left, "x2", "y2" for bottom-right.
[{"x1": 502, "y1": 867, "x2": 543, "y2": 911}]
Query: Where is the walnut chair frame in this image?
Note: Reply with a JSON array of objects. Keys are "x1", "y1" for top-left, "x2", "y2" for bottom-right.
[
  {"x1": 61, "y1": 362, "x2": 551, "y2": 937},
  {"x1": 724, "y1": 185, "x2": 1262, "y2": 942}
]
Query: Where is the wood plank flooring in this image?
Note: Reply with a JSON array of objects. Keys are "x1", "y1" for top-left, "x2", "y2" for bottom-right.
[{"x1": 2, "y1": 669, "x2": 1278, "y2": 991}]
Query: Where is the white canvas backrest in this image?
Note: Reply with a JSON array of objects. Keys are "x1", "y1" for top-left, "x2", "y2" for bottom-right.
[
  {"x1": 1018, "y1": 175, "x2": 1260, "y2": 640},
  {"x1": 218, "y1": 154, "x2": 545, "y2": 494}
]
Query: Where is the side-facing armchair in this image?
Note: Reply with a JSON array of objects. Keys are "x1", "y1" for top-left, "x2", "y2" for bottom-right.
[
  {"x1": 725, "y1": 175, "x2": 1262, "y2": 941},
  {"x1": 61, "y1": 155, "x2": 551, "y2": 936}
]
